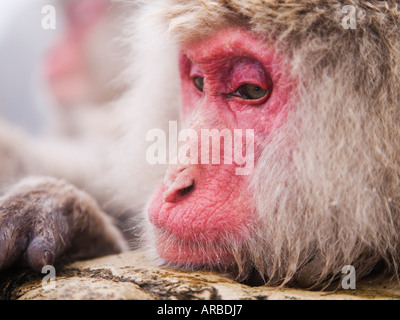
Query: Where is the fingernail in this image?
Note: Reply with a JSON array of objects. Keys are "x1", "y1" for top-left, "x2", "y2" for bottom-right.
[{"x1": 43, "y1": 250, "x2": 54, "y2": 266}]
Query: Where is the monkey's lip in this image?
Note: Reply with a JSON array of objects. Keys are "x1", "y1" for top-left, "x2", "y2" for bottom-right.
[{"x1": 153, "y1": 227, "x2": 235, "y2": 266}]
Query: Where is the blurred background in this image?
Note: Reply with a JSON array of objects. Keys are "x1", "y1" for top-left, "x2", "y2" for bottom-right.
[{"x1": 0, "y1": 0, "x2": 129, "y2": 135}]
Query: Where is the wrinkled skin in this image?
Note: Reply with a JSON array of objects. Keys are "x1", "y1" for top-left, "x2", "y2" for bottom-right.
[{"x1": 148, "y1": 28, "x2": 292, "y2": 269}]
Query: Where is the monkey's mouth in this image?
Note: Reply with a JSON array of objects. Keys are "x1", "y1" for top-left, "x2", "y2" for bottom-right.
[{"x1": 153, "y1": 227, "x2": 236, "y2": 268}]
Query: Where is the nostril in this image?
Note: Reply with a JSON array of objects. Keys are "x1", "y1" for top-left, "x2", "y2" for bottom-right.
[
  {"x1": 163, "y1": 166, "x2": 199, "y2": 203},
  {"x1": 163, "y1": 179, "x2": 195, "y2": 203},
  {"x1": 178, "y1": 180, "x2": 195, "y2": 198}
]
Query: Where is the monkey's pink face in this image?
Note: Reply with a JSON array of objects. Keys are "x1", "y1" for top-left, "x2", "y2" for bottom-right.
[{"x1": 148, "y1": 28, "x2": 291, "y2": 268}]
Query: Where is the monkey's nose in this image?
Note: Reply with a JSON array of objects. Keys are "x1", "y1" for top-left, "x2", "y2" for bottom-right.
[
  {"x1": 163, "y1": 166, "x2": 196, "y2": 202},
  {"x1": 164, "y1": 180, "x2": 195, "y2": 202}
]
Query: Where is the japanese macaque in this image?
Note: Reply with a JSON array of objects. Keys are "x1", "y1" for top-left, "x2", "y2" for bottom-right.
[
  {"x1": 0, "y1": 0, "x2": 399, "y2": 289},
  {"x1": 44, "y1": 0, "x2": 135, "y2": 140}
]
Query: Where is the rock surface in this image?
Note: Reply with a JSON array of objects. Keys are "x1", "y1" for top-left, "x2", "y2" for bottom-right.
[{"x1": 0, "y1": 250, "x2": 399, "y2": 300}]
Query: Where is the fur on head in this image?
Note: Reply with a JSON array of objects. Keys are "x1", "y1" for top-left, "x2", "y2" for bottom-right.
[{"x1": 137, "y1": 0, "x2": 400, "y2": 287}]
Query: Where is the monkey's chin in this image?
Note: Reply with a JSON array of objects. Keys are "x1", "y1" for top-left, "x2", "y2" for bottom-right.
[{"x1": 153, "y1": 229, "x2": 236, "y2": 269}]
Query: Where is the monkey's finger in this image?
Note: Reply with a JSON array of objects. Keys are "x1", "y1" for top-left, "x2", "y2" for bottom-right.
[
  {"x1": 26, "y1": 236, "x2": 55, "y2": 272},
  {"x1": 0, "y1": 233, "x2": 29, "y2": 271}
]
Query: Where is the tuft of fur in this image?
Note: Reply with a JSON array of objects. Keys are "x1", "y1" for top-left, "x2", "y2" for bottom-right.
[{"x1": 138, "y1": 0, "x2": 400, "y2": 287}]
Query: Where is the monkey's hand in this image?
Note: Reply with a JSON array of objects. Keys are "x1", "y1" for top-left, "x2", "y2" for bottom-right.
[{"x1": 0, "y1": 177, "x2": 127, "y2": 272}]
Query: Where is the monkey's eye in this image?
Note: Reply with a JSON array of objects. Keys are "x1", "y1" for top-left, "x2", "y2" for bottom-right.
[
  {"x1": 233, "y1": 84, "x2": 269, "y2": 100},
  {"x1": 193, "y1": 76, "x2": 204, "y2": 92}
]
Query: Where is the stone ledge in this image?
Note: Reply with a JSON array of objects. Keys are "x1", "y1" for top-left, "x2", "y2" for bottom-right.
[{"x1": 0, "y1": 250, "x2": 399, "y2": 300}]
